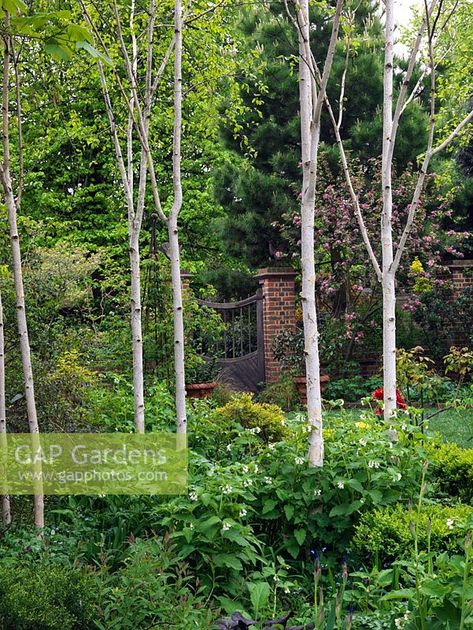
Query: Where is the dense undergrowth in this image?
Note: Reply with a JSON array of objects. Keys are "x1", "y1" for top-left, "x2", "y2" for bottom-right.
[{"x1": 1, "y1": 386, "x2": 472, "y2": 629}]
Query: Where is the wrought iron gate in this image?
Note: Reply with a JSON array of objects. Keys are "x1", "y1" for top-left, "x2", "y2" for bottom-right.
[{"x1": 196, "y1": 290, "x2": 265, "y2": 392}]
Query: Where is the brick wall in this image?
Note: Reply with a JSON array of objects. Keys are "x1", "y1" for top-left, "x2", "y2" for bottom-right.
[{"x1": 257, "y1": 268, "x2": 297, "y2": 383}]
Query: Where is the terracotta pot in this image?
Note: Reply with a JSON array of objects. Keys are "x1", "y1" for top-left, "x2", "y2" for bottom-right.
[
  {"x1": 186, "y1": 382, "x2": 217, "y2": 399},
  {"x1": 293, "y1": 375, "x2": 330, "y2": 406}
]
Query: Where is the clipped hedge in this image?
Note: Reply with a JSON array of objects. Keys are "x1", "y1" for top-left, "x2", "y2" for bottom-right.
[
  {"x1": 428, "y1": 442, "x2": 473, "y2": 504},
  {"x1": 352, "y1": 503, "x2": 473, "y2": 564}
]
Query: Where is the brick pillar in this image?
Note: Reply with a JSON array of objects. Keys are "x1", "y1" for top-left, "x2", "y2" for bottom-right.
[
  {"x1": 257, "y1": 268, "x2": 297, "y2": 383},
  {"x1": 445, "y1": 260, "x2": 473, "y2": 296}
]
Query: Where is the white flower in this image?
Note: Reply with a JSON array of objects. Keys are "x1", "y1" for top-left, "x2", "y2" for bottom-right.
[
  {"x1": 295, "y1": 456, "x2": 305, "y2": 465},
  {"x1": 368, "y1": 460, "x2": 380, "y2": 469},
  {"x1": 242, "y1": 465, "x2": 249, "y2": 474},
  {"x1": 394, "y1": 619, "x2": 403, "y2": 629},
  {"x1": 359, "y1": 438, "x2": 367, "y2": 447},
  {"x1": 394, "y1": 472, "x2": 402, "y2": 482},
  {"x1": 222, "y1": 484, "x2": 233, "y2": 495},
  {"x1": 264, "y1": 476, "x2": 273, "y2": 485},
  {"x1": 222, "y1": 522, "x2": 231, "y2": 532},
  {"x1": 226, "y1": 444, "x2": 232, "y2": 452},
  {"x1": 314, "y1": 489, "x2": 322, "y2": 496},
  {"x1": 337, "y1": 481, "x2": 345, "y2": 490},
  {"x1": 189, "y1": 492, "x2": 198, "y2": 502},
  {"x1": 283, "y1": 585, "x2": 290, "y2": 594},
  {"x1": 239, "y1": 508, "x2": 247, "y2": 517},
  {"x1": 268, "y1": 443, "x2": 276, "y2": 451},
  {"x1": 446, "y1": 518, "x2": 455, "y2": 530},
  {"x1": 253, "y1": 464, "x2": 259, "y2": 473},
  {"x1": 243, "y1": 479, "x2": 253, "y2": 487},
  {"x1": 254, "y1": 426, "x2": 262, "y2": 434},
  {"x1": 273, "y1": 574, "x2": 280, "y2": 582},
  {"x1": 189, "y1": 523, "x2": 194, "y2": 530}
]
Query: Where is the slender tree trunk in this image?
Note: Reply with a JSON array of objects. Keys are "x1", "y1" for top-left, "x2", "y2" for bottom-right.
[
  {"x1": 0, "y1": 290, "x2": 11, "y2": 526},
  {"x1": 170, "y1": 0, "x2": 186, "y2": 434},
  {"x1": 381, "y1": 0, "x2": 397, "y2": 419},
  {"x1": 1, "y1": 19, "x2": 43, "y2": 526},
  {"x1": 297, "y1": 0, "x2": 324, "y2": 466},
  {"x1": 168, "y1": 218, "x2": 186, "y2": 433},
  {"x1": 129, "y1": 232, "x2": 145, "y2": 433}
]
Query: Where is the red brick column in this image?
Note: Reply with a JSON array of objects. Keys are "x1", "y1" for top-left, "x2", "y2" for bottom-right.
[
  {"x1": 257, "y1": 268, "x2": 297, "y2": 383},
  {"x1": 445, "y1": 260, "x2": 473, "y2": 296}
]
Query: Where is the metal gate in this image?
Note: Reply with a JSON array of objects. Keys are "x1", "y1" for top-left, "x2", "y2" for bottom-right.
[{"x1": 196, "y1": 290, "x2": 265, "y2": 392}]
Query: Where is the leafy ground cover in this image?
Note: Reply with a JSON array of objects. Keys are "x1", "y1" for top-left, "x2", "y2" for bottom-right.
[{"x1": 1, "y1": 389, "x2": 472, "y2": 629}]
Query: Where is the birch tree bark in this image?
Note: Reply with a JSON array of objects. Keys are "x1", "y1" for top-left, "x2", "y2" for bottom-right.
[
  {"x1": 1, "y1": 14, "x2": 43, "y2": 527},
  {"x1": 380, "y1": 0, "x2": 397, "y2": 418},
  {"x1": 81, "y1": 0, "x2": 187, "y2": 433},
  {"x1": 320, "y1": 0, "x2": 472, "y2": 421},
  {"x1": 0, "y1": 289, "x2": 11, "y2": 526},
  {"x1": 168, "y1": 0, "x2": 186, "y2": 433},
  {"x1": 288, "y1": 0, "x2": 343, "y2": 465}
]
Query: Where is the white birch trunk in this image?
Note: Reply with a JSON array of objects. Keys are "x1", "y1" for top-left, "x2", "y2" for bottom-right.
[
  {"x1": 1, "y1": 19, "x2": 43, "y2": 526},
  {"x1": 168, "y1": 218, "x2": 186, "y2": 433},
  {"x1": 297, "y1": 0, "x2": 324, "y2": 466},
  {"x1": 0, "y1": 290, "x2": 11, "y2": 526},
  {"x1": 290, "y1": 0, "x2": 343, "y2": 465},
  {"x1": 170, "y1": 0, "x2": 186, "y2": 434},
  {"x1": 381, "y1": 0, "x2": 397, "y2": 419},
  {"x1": 129, "y1": 231, "x2": 145, "y2": 433}
]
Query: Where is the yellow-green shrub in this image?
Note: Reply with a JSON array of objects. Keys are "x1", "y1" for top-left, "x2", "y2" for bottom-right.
[{"x1": 216, "y1": 393, "x2": 289, "y2": 443}]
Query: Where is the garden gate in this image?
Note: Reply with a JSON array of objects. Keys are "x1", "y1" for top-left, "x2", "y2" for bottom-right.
[
  {"x1": 186, "y1": 268, "x2": 298, "y2": 392},
  {"x1": 196, "y1": 290, "x2": 265, "y2": 392}
]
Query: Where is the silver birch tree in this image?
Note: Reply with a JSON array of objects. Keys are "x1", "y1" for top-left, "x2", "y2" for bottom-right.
[
  {"x1": 81, "y1": 0, "x2": 187, "y2": 433},
  {"x1": 319, "y1": 0, "x2": 473, "y2": 420},
  {"x1": 0, "y1": 12, "x2": 43, "y2": 527},
  {"x1": 286, "y1": 0, "x2": 344, "y2": 466}
]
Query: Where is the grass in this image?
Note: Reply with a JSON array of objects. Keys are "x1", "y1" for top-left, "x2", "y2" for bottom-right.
[
  {"x1": 426, "y1": 407, "x2": 473, "y2": 448},
  {"x1": 320, "y1": 405, "x2": 473, "y2": 448}
]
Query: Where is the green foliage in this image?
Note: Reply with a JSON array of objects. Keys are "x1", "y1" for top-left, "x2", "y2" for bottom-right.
[
  {"x1": 216, "y1": 393, "x2": 289, "y2": 444},
  {"x1": 352, "y1": 503, "x2": 473, "y2": 564},
  {"x1": 444, "y1": 346, "x2": 473, "y2": 383},
  {"x1": 428, "y1": 442, "x2": 473, "y2": 504},
  {"x1": 257, "y1": 375, "x2": 299, "y2": 411},
  {"x1": 325, "y1": 375, "x2": 381, "y2": 403},
  {"x1": 94, "y1": 537, "x2": 214, "y2": 630},
  {"x1": 86, "y1": 377, "x2": 177, "y2": 432},
  {"x1": 0, "y1": 559, "x2": 97, "y2": 630},
  {"x1": 413, "y1": 286, "x2": 473, "y2": 359}
]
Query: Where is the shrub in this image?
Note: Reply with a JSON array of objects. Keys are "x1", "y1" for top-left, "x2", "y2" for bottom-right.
[
  {"x1": 0, "y1": 560, "x2": 97, "y2": 630},
  {"x1": 216, "y1": 393, "x2": 289, "y2": 443},
  {"x1": 428, "y1": 442, "x2": 473, "y2": 504},
  {"x1": 324, "y1": 375, "x2": 381, "y2": 403},
  {"x1": 352, "y1": 503, "x2": 473, "y2": 564}
]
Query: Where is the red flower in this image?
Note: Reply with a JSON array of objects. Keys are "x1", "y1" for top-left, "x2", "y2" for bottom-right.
[{"x1": 371, "y1": 388, "x2": 407, "y2": 415}]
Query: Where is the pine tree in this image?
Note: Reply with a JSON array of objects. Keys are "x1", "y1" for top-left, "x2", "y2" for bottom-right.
[{"x1": 215, "y1": 1, "x2": 429, "y2": 268}]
